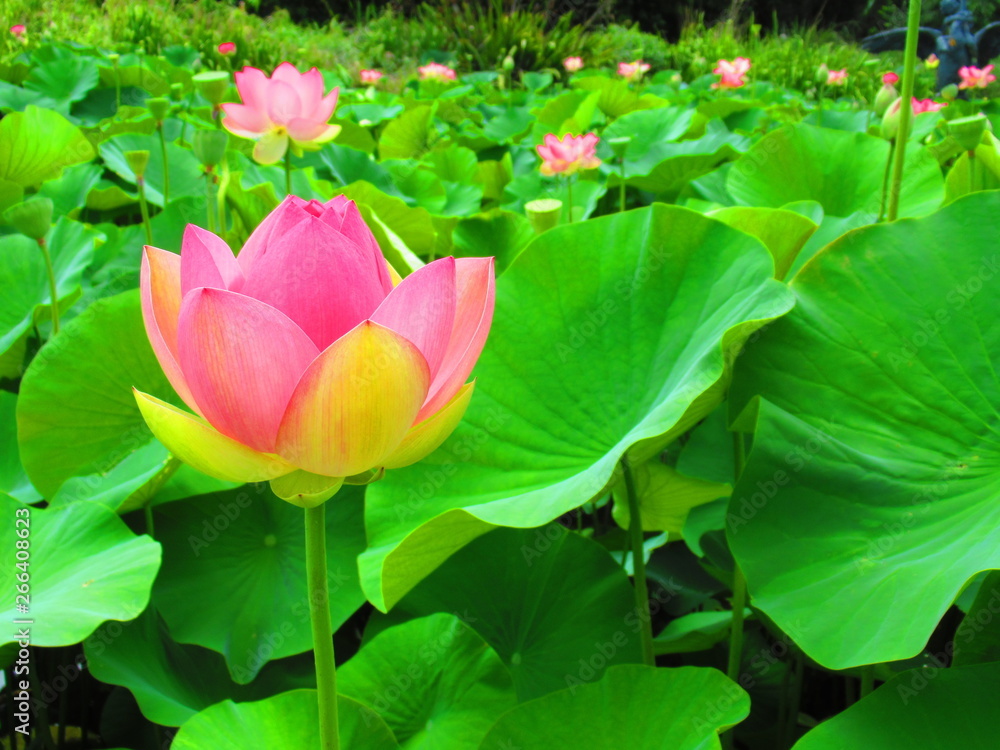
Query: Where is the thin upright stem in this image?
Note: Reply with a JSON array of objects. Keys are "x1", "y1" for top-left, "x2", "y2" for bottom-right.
[
  {"x1": 205, "y1": 168, "x2": 216, "y2": 233},
  {"x1": 566, "y1": 177, "x2": 574, "y2": 224},
  {"x1": 305, "y1": 505, "x2": 340, "y2": 750},
  {"x1": 623, "y1": 457, "x2": 655, "y2": 666},
  {"x1": 618, "y1": 160, "x2": 626, "y2": 213},
  {"x1": 136, "y1": 176, "x2": 154, "y2": 245},
  {"x1": 37, "y1": 239, "x2": 60, "y2": 335},
  {"x1": 886, "y1": 0, "x2": 922, "y2": 222},
  {"x1": 878, "y1": 138, "x2": 896, "y2": 223},
  {"x1": 285, "y1": 147, "x2": 293, "y2": 197},
  {"x1": 157, "y1": 124, "x2": 170, "y2": 204}
]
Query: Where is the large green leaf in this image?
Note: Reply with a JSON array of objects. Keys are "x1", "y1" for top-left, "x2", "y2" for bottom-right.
[
  {"x1": 451, "y1": 210, "x2": 534, "y2": 275},
  {"x1": 477, "y1": 665, "x2": 748, "y2": 749},
  {"x1": 16, "y1": 290, "x2": 181, "y2": 498},
  {"x1": 952, "y1": 570, "x2": 1000, "y2": 667},
  {"x1": 379, "y1": 105, "x2": 435, "y2": 160},
  {"x1": 151, "y1": 485, "x2": 367, "y2": 683},
  {"x1": 99, "y1": 133, "x2": 204, "y2": 207},
  {"x1": 0, "y1": 392, "x2": 40, "y2": 503},
  {"x1": 84, "y1": 607, "x2": 314, "y2": 727},
  {"x1": 0, "y1": 495, "x2": 160, "y2": 647},
  {"x1": 361, "y1": 205, "x2": 793, "y2": 611},
  {"x1": 793, "y1": 662, "x2": 1000, "y2": 749},
  {"x1": 341, "y1": 614, "x2": 516, "y2": 748},
  {"x1": 728, "y1": 191, "x2": 1000, "y2": 669},
  {"x1": 0, "y1": 105, "x2": 95, "y2": 187},
  {"x1": 23, "y1": 57, "x2": 100, "y2": 106},
  {"x1": 726, "y1": 123, "x2": 944, "y2": 218},
  {"x1": 171, "y1": 690, "x2": 399, "y2": 750},
  {"x1": 367, "y1": 527, "x2": 644, "y2": 700},
  {"x1": 0, "y1": 218, "x2": 99, "y2": 357}
]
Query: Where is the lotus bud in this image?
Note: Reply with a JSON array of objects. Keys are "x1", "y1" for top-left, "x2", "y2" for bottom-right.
[
  {"x1": 815, "y1": 63, "x2": 829, "y2": 85},
  {"x1": 502, "y1": 55, "x2": 515, "y2": 72},
  {"x1": 874, "y1": 83, "x2": 899, "y2": 116},
  {"x1": 948, "y1": 114, "x2": 989, "y2": 151},
  {"x1": 147, "y1": 96, "x2": 170, "y2": 122},
  {"x1": 881, "y1": 97, "x2": 903, "y2": 140},
  {"x1": 192, "y1": 130, "x2": 229, "y2": 167},
  {"x1": 193, "y1": 71, "x2": 230, "y2": 106},
  {"x1": 125, "y1": 150, "x2": 151, "y2": 178},
  {"x1": 3, "y1": 198, "x2": 53, "y2": 241},
  {"x1": 525, "y1": 198, "x2": 562, "y2": 234}
]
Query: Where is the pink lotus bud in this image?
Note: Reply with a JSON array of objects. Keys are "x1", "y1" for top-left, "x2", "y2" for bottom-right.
[
  {"x1": 563, "y1": 56, "x2": 584, "y2": 73},
  {"x1": 134, "y1": 196, "x2": 496, "y2": 506},
  {"x1": 218, "y1": 42, "x2": 236, "y2": 55},
  {"x1": 536, "y1": 132, "x2": 602, "y2": 176},
  {"x1": 10, "y1": 24, "x2": 25, "y2": 36},
  {"x1": 882, "y1": 71, "x2": 899, "y2": 85},
  {"x1": 826, "y1": 68, "x2": 848, "y2": 86},
  {"x1": 221, "y1": 63, "x2": 341, "y2": 165}
]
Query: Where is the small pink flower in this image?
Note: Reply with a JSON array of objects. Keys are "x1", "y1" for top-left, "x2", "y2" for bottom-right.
[
  {"x1": 10, "y1": 24, "x2": 25, "y2": 36},
  {"x1": 218, "y1": 42, "x2": 236, "y2": 55},
  {"x1": 826, "y1": 68, "x2": 848, "y2": 86},
  {"x1": 221, "y1": 63, "x2": 340, "y2": 165},
  {"x1": 536, "y1": 133, "x2": 601, "y2": 176},
  {"x1": 360, "y1": 69, "x2": 383, "y2": 84},
  {"x1": 882, "y1": 71, "x2": 899, "y2": 85},
  {"x1": 617, "y1": 60, "x2": 650, "y2": 82},
  {"x1": 419, "y1": 62, "x2": 457, "y2": 82},
  {"x1": 912, "y1": 98, "x2": 946, "y2": 114},
  {"x1": 712, "y1": 57, "x2": 751, "y2": 89},
  {"x1": 563, "y1": 56, "x2": 584, "y2": 73},
  {"x1": 959, "y1": 64, "x2": 996, "y2": 89}
]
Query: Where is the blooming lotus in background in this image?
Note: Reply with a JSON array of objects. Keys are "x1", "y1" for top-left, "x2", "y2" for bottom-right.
[
  {"x1": 882, "y1": 71, "x2": 899, "y2": 85},
  {"x1": 826, "y1": 68, "x2": 848, "y2": 86},
  {"x1": 218, "y1": 42, "x2": 236, "y2": 55},
  {"x1": 959, "y1": 64, "x2": 995, "y2": 89},
  {"x1": 712, "y1": 57, "x2": 751, "y2": 89},
  {"x1": 419, "y1": 62, "x2": 457, "y2": 81},
  {"x1": 10, "y1": 24, "x2": 25, "y2": 36},
  {"x1": 536, "y1": 133, "x2": 601, "y2": 176},
  {"x1": 617, "y1": 60, "x2": 650, "y2": 82},
  {"x1": 221, "y1": 63, "x2": 340, "y2": 165},
  {"x1": 135, "y1": 195, "x2": 495, "y2": 506},
  {"x1": 563, "y1": 56, "x2": 584, "y2": 72},
  {"x1": 360, "y1": 69, "x2": 383, "y2": 84}
]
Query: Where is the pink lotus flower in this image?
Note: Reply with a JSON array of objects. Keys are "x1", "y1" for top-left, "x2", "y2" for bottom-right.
[
  {"x1": 536, "y1": 133, "x2": 601, "y2": 176},
  {"x1": 617, "y1": 60, "x2": 650, "y2": 82},
  {"x1": 959, "y1": 64, "x2": 996, "y2": 89},
  {"x1": 360, "y1": 69, "x2": 383, "y2": 84},
  {"x1": 10, "y1": 24, "x2": 25, "y2": 36},
  {"x1": 912, "y1": 98, "x2": 946, "y2": 114},
  {"x1": 418, "y1": 62, "x2": 457, "y2": 82},
  {"x1": 563, "y1": 56, "x2": 584, "y2": 73},
  {"x1": 827, "y1": 68, "x2": 848, "y2": 86},
  {"x1": 218, "y1": 42, "x2": 236, "y2": 55},
  {"x1": 882, "y1": 71, "x2": 899, "y2": 85},
  {"x1": 221, "y1": 63, "x2": 340, "y2": 165},
  {"x1": 712, "y1": 57, "x2": 751, "y2": 89},
  {"x1": 134, "y1": 195, "x2": 495, "y2": 506}
]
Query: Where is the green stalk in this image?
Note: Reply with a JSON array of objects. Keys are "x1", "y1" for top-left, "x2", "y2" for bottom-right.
[
  {"x1": 860, "y1": 664, "x2": 875, "y2": 698},
  {"x1": 878, "y1": 138, "x2": 896, "y2": 222},
  {"x1": 305, "y1": 505, "x2": 340, "y2": 750},
  {"x1": 618, "y1": 160, "x2": 626, "y2": 213},
  {"x1": 113, "y1": 63, "x2": 121, "y2": 117},
  {"x1": 285, "y1": 147, "x2": 293, "y2": 197},
  {"x1": 37, "y1": 238, "x2": 60, "y2": 335},
  {"x1": 157, "y1": 124, "x2": 170, "y2": 204},
  {"x1": 136, "y1": 176, "x2": 154, "y2": 246},
  {"x1": 623, "y1": 457, "x2": 655, "y2": 666},
  {"x1": 565, "y1": 177, "x2": 574, "y2": 224},
  {"x1": 205, "y1": 168, "x2": 216, "y2": 233},
  {"x1": 886, "y1": 0, "x2": 922, "y2": 222},
  {"x1": 816, "y1": 82, "x2": 824, "y2": 128}
]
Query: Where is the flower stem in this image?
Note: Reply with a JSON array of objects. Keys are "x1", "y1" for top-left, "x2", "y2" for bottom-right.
[
  {"x1": 566, "y1": 177, "x2": 574, "y2": 224},
  {"x1": 37, "y1": 238, "x2": 60, "y2": 335},
  {"x1": 623, "y1": 457, "x2": 654, "y2": 666},
  {"x1": 878, "y1": 138, "x2": 896, "y2": 223},
  {"x1": 860, "y1": 664, "x2": 875, "y2": 698},
  {"x1": 137, "y1": 176, "x2": 154, "y2": 246},
  {"x1": 285, "y1": 147, "x2": 293, "y2": 197},
  {"x1": 305, "y1": 504, "x2": 340, "y2": 750},
  {"x1": 157, "y1": 124, "x2": 170, "y2": 204},
  {"x1": 887, "y1": 0, "x2": 922, "y2": 222},
  {"x1": 618, "y1": 160, "x2": 626, "y2": 213},
  {"x1": 205, "y1": 168, "x2": 216, "y2": 233}
]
